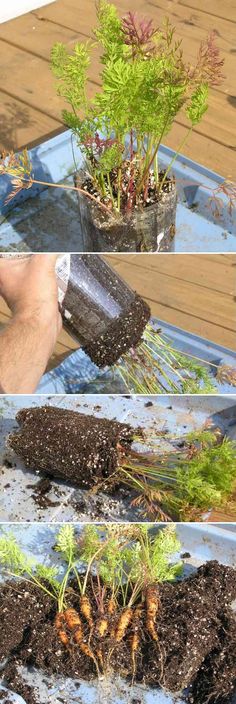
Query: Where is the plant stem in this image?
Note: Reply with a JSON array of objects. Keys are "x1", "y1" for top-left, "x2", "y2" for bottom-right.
[
  {"x1": 158, "y1": 126, "x2": 193, "y2": 192},
  {"x1": 82, "y1": 543, "x2": 108, "y2": 595},
  {"x1": 22, "y1": 177, "x2": 112, "y2": 215},
  {"x1": 107, "y1": 172, "x2": 116, "y2": 208}
]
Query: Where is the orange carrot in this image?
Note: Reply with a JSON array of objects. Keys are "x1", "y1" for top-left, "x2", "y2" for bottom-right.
[
  {"x1": 64, "y1": 608, "x2": 83, "y2": 632},
  {"x1": 96, "y1": 616, "x2": 109, "y2": 637},
  {"x1": 80, "y1": 595, "x2": 93, "y2": 627},
  {"x1": 115, "y1": 607, "x2": 133, "y2": 642},
  {"x1": 130, "y1": 633, "x2": 139, "y2": 674},
  {"x1": 74, "y1": 631, "x2": 100, "y2": 671},
  {"x1": 130, "y1": 605, "x2": 142, "y2": 675},
  {"x1": 55, "y1": 612, "x2": 65, "y2": 629},
  {"x1": 55, "y1": 612, "x2": 70, "y2": 647},
  {"x1": 107, "y1": 596, "x2": 116, "y2": 615},
  {"x1": 146, "y1": 585, "x2": 160, "y2": 641},
  {"x1": 58, "y1": 630, "x2": 69, "y2": 646}
]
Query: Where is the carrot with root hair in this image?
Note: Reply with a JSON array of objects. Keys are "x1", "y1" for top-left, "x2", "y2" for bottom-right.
[
  {"x1": 74, "y1": 633, "x2": 100, "y2": 673},
  {"x1": 80, "y1": 594, "x2": 93, "y2": 628},
  {"x1": 146, "y1": 584, "x2": 160, "y2": 641},
  {"x1": 130, "y1": 605, "x2": 143, "y2": 676},
  {"x1": 107, "y1": 595, "x2": 116, "y2": 615},
  {"x1": 115, "y1": 606, "x2": 133, "y2": 642},
  {"x1": 64, "y1": 608, "x2": 100, "y2": 673},
  {"x1": 64, "y1": 607, "x2": 83, "y2": 633},
  {"x1": 96, "y1": 616, "x2": 109, "y2": 637},
  {"x1": 55, "y1": 612, "x2": 69, "y2": 646}
]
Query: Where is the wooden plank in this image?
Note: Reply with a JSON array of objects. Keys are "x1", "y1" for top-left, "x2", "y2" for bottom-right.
[
  {"x1": 0, "y1": 11, "x2": 92, "y2": 59},
  {"x1": 0, "y1": 0, "x2": 234, "y2": 174},
  {"x1": 163, "y1": 121, "x2": 235, "y2": 178},
  {"x1": 30, "y1": 0, "x2": 148, "y2": 27},
  {"x1": 208, "y1": 508, "x2": 236, "y2": 521},
  {"x1": 104, "y1": 254, "x2": 236, "y2": 297},
  {"x1": 105, "y1": 263, "x2": 235, "y2": 333},
  {"x1": 148, "y1": 0, "x2": 236, "y2": 45},
  {"x1": 0, "y1": 90, "x2": 61, "y2": 151},
  {"x1": 0, "y1": 40, "x2": 62, "y2": 121},
  {"x1": 104, "y1": 254, "x2": 236, "y2": 349},
  {"x1": 179, "y1": 0, "x2": 236, "y2": 23},
  {"x1": 0, "y1": 39, "x2": 98, "y2": 119}
]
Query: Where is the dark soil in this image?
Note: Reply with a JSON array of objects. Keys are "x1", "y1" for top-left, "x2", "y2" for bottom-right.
[
  {"x1": 83, "y1": 293, "x2": 150, "y2": 367},
  {"x1": 26, "y1": 476, "x2": 60, "y2": 509},
  {"x1": 8, "y1": 406, "x2": 136, "y2": 489},
  {"x1": 60, "y1": 254, "x2": 150, "y2": 366},
  {"x1": 0, "y1": 561, "x2": 236, "y2": 704}
]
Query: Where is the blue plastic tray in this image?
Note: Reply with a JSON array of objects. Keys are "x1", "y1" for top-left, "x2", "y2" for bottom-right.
[
  {"x1": 0, "y1": 131, "x2": 235, "y2": 252},
  {"x1": 1, "y1": 394, "x2": 235, "y2": 522},
  {"x1": 0, "y1": 523, "x2": 236, "y2": 703},
  {"x1": 37, "y1": 317, "x2": 236, "y2": 395}
]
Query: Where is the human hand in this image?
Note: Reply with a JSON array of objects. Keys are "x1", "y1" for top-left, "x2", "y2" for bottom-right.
[{"x1": 0, "y1": 254, "x2": 62, "y2": 354}]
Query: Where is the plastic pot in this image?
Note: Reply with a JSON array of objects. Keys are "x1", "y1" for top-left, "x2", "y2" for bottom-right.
[
  {"x1": 56, "y1": 253, "x2": 150, "y2": 367},
  {"x1": 75, "y1": 171, "x2": 177, "y2": 252}
]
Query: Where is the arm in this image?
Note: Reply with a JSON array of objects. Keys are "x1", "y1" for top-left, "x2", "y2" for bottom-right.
[{"x1": 0, "y1": 254, "x2": 62, "y2": 393}]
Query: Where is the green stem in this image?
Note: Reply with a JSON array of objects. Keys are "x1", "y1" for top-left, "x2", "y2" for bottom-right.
[
  {"x1": 158, "y1": 126, "x2": 193, "y2": 192},
  {"x1": 107, "y1": 172, "x2": 116, "y2": 209},
  {"x1": 58, "y1": 565, "x2": 72, "y2": 612},
  {"x1": 82, "y1": 543, "x2": 108, "y2": 595}
]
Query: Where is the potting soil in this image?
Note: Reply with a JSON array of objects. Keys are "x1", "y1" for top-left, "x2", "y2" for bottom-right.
[
  {"x1": 83, "y1": 293, "x2": 150, "y2": 367},
  {"x1": 0, "y1": 561, "x2": 236, "y2": 704},
  {"x1": 8, "y1": 406, "x2": 135, "y2": 488}
]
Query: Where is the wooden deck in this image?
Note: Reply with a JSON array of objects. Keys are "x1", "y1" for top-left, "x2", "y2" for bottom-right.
[
  {"x1": 0, "y1": 253, "x2": 235, "y2": 369},
  {"x1": 0, "y1": 0, "x2": 235, "y2": 178}
]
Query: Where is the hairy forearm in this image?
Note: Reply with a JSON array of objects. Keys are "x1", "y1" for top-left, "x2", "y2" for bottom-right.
[{"x1": 0, "y1": 312, "x2": 56, "y2": 393}]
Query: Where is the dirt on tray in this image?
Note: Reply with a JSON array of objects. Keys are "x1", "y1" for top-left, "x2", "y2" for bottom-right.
[
  {"x1": 0, "y1": 561, "x2": 236, "y2": 704},
  {"x1": 8, "y1": 406, "x2": 136, "y2": 489}
]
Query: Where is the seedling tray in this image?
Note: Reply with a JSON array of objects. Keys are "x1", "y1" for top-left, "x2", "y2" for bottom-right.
[
  {"x1": 0, "y1": 522, "x2": 236, "y2": 704},
  {"x1": 0, "y1": 394, "x2": 235, "y2": 523},
  {"x1": 37, "y1": 317, "x2": 236, "y2": 395},
  {"x1": 0, "y1": 131, "x2": 235, "y2": 252}
]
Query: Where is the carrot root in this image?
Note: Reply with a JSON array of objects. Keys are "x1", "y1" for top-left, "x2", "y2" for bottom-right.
[
  {"x1": 107, "y1": 596, "x2": 116, "y2": 615},
  {"x1": 115, "y1": 607, "x2": 133, "y2": 642},
  {"x1": 146, "y1": 585, "x2": 160, "y2": 642},
  {"x1": 80, "y1": 595, "x2": 93, "y2": 628},
  {"x1": 58, "y1": 629, "x2": 69, "y2": 646},
  {"x1": 96, "y1": 617, "x2": 109, "y2": 637},
  {"x1": 64, "y1": 607, "x2": 83, "y2": 631}
]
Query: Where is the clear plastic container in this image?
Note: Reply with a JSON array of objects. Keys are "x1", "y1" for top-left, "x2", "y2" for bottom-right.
[
  {"x1": 56, "y1": 253, "x2": 137, "y2": 347},
  {"x1": 75, "y1": 172, "x2": 177, "y2": 252}
]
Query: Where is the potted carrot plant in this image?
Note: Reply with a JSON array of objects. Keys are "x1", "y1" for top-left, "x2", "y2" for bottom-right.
[{"x1": 50, "y1": 0, "x2": 224, "y2": 251}]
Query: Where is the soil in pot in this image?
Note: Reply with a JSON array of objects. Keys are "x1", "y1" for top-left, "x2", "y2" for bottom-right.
[
  {"x1": 58, "y1": 254, "x2": 151, "y2": 368},
  {"x1": 75, "y1": 169, "x2": 177, "y2": 253},
  {"x1": 8, "y1": 406, "x2": 136, "y2": 489},
  {"x1": 1, "y1": 561, "x2": 236, "y2": 704}
]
